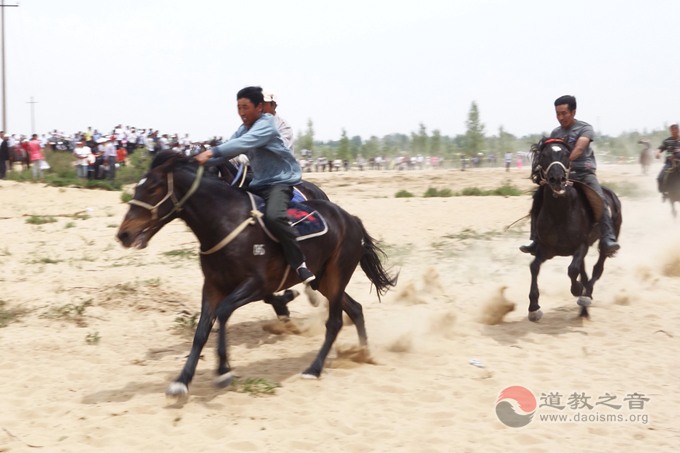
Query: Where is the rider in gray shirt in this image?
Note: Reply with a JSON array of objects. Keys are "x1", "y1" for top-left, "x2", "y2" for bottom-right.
[{"x1": 520, "y1": 95, "x2": 620, "y2": 257}]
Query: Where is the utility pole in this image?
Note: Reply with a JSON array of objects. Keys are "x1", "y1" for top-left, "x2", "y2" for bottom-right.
[
  {"x1": 27, "y1": 96, "x2": 37, "y2": 134},
  {"x1": 1, "y1": 1, "x2": 19, "y2": 132}
]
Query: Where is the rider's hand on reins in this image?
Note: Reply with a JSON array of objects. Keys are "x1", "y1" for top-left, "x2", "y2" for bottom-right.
[{"x1": 194, "y1": 150, "x2": 213, "y2": 165}]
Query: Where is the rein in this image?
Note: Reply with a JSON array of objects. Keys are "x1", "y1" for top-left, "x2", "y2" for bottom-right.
[{"x1": 129, "y1": 165, "x2": 205, "y2": 222}]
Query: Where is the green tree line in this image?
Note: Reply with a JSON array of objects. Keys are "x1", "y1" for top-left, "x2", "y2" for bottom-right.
[{"x1": 295, "y1": 102, "x2": 670, "y2": 161}]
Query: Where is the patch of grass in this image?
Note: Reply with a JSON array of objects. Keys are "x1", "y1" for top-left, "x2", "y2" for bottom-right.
[
  {"x1": 489, "y1": 183, "x2": 523, "y2": 196},
  {"x1": 0, "y1": 246, "x2": 10, "y2": 256},
  {"x1": 31, "y1": 257, "x2": 63, "y2": 265},
  {"x1": 64, "y1": 222, "x2": 76, "y2": 229},
  {"x1": 143, "y1": 277, "x2": 161, "y2": 286},
  {"x1": 601, "y1": 181, "x2": 644, "y2": 198},
  {"x1": 173, "y1": 312, "x2": 199, "y2": 334},
  {"x1": 0, "y1": 300, "x2": 28, "y2": 328},
  {"x1": 163, "y1": 249, "x2": 198, "y2": 260},
  {"x1": 85, "y1": 331, "x2": 101, "y2": 345},
  {"x1": 424, "y1": 187, "x2": 454, "y2": 198},
  {"x1": 228, "y1": 378, "x2": 280, "y2": 396},
  {"x1": 395, "y1": 189, "x2": 414, "y2": 198},
  {"x1": 26, "y1": 215, "x2": 57, "y2": 225},
  {"x1": 41, "y1": 299, "x2": 92, "y2": 326},
  {"x1": 107, "y1": 223, "x2": 118, "y2": 228},
  {"x1": 380, "y1": 242, "x2": 411, "y2": 266},
  {"x1": 73, "y1": 213, "x2": 90, "y2": 221},
  {"x1": 457, "y1": 182, "x2": 523, "y2": 197},
  {"x1": 117, "y1": 282, "x2": 138, "y2": 294},
  {"x1": 79, "y1": 236, "x2": 95, "y2": 246},
  {"x1": 121, "y1": 191, "x2": 133, "y2": 203}
]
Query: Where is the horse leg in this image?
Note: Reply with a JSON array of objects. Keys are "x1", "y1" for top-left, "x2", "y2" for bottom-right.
[
  {"x1": 213, "y1": 283, "x2": 262, "y2": 387},
  {"x1": 342, "y1": 292, "x2": 367, "y2": 348},
  {"x1": 166, "y1": 281, "x2": 258, "y2": 396},
  {"x1": 580, "y1": 252, "x2": 608, "y2": 318},
  {"x1": 263, "y1": 289, "x2": 299, "y2": 320},
  {"x1": 528, "y1": 254, "x2": 546, "y2": 322},
  {"x1": 301, "y1": 258, "x2": 352, "y2": 379},
  {"x1": 568, "y1": 245, "x2": 588, "y2": 297},
  {"x1": 166, "y1": 288, "x2": 217, "y2": 396}
]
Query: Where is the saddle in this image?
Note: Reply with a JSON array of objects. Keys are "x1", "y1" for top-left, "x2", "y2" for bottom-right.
[
  {"x1": 246, "y1": 189, "x2": 328, "y2": 242},
  {"x1": 571, "y1": 181, "x2": 604, "y2": 222}
]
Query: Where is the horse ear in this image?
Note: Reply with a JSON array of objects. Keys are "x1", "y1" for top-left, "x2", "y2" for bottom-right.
[{"x1": 153, "y1": 153, "x2": 183, "y2": 174}]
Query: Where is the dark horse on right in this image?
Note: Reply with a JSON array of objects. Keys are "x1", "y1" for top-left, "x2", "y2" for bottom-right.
[
  {"x1": 660, "y1": 152, "x2": 680, "y2": 218},
  {"x1": 526, "y1": 138, "x2": 622, "y2": 320}
]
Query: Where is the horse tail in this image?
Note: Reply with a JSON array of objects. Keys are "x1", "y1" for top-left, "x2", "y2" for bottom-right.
[
  {"x1": 602, "y1": 185, "x2": 622, "y2": 239},
  {"x1": 354, "y1": 216, "x2": 399, "y2": 301}
]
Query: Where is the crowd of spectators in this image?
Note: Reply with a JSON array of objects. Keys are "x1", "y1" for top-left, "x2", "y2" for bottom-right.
[{"x1": 0, "y1": 125, "x2": 223, "y2": 180}]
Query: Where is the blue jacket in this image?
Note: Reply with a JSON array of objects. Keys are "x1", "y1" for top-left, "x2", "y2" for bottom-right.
[{"x1": 210, "y1": 113, "x2": 301, "y2": 189}]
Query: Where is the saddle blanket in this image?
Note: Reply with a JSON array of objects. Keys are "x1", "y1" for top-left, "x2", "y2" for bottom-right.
[{"x1": 247, "y1": 191, "x2": 328, "y2": 242}]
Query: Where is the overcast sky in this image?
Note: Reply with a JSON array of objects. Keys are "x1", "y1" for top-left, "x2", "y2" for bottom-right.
[{"x1": 4, "y1": 0, "x2": 679, "y2": 141}]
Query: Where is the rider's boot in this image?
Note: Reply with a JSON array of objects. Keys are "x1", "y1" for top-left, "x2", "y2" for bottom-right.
[
  {"x1": 599, "y1": 209, "x2": 620, "y2": 257},
  {"x1": 297, "y1": 263, "x2": 316, "y2": 286},
  {"x1": 519, "y1": 239, "x2": 538, "y2": 255}
]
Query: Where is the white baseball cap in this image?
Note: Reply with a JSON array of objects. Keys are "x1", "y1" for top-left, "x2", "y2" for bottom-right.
[{"x1": 262, "y1": 89, "x2": 277, "y2": 103}]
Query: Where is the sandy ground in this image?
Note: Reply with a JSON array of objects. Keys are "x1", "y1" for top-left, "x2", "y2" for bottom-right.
[{"x1": 0, "y1": 162, "x2": 679, "y2": 452}]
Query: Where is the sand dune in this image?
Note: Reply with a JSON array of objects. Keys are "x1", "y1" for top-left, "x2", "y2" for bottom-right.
[{"x1": 0, "y1": 164, "x2": 678, "y2": 452}]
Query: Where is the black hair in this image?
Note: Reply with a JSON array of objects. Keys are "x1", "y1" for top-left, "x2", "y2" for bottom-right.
[
  {"x1": 554, "y1": 95, "x2": 576, "y2": 112},
  {"x1": 237, "y1": 86, "x2": 264, "y2": 106}
]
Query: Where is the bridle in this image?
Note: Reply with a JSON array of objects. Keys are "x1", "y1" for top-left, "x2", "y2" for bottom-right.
[
  {"x1": 534, "y1": 139, "x2": 573, "y2": 187},
  {"x1": 129, "y1": 165, "x2": 204, "y2": 222}
]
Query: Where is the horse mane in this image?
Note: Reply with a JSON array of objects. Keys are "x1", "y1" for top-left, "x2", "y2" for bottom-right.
[{"x1": 149, "y1": 151, "x2": 225, "y2": 186}]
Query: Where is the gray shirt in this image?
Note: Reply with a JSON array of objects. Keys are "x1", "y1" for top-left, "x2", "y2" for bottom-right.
[{"x1": 550, "y1": 120, "x2": 596, "y2": 170}]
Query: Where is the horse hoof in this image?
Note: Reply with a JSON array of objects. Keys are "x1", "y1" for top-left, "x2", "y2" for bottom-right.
[
  {"x1": 301, "y1": 367, "x2": 320, "y2": 379},
  {"x1": 528, "y1": 309, "x2": 543, "y2": 322},
  {"x1": 214, "y1": 371, "x2": 235, "y2": 388},
  {"x1": 165, "y1": 382, "x2": 188, "y2": 396},
  {"x1": 577, "y1": 296, "x2": 592, "y2": 307},
  {"x1": 277, "y1": 315, "x2": 291, "y2": 323}
]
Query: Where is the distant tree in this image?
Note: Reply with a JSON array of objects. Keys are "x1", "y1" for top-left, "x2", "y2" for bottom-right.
[
  {"x1": 498, "y1": 125, "x2": 516, "y2": 154},
  {"x1": 296, "y1": 119, "x2": 315, "y2": 157},
  {"x1": 411, "y1": 123, "x2": 429, "y2": 155},
  {"x1": 350, "y1": 135, "x2": 362, "y2": 158},
  {"x1": 337, "y1": 129, "x2": 351, "y2": 161},
  {"x1": 363, "y1": 136, "x2": 381, "y2": 157},
  {"x1": 430, "y1": 129, "x2": 442, "y2": 156},
  {"x1": 464, "y1": 101, "x2": 485, "y2": 156}
]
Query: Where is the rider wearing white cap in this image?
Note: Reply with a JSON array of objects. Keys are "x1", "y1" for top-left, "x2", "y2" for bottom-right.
[{"x1": 261, "y1": 89, "x2": 295, "y2": 154}]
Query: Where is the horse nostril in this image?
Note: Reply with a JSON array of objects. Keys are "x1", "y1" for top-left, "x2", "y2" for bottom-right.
[{"x1": 118, "y1": 231, "x2": 129, "y2": 243}]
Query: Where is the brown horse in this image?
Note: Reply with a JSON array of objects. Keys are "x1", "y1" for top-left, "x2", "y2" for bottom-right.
[{"x1": 117, "y1": 152, "x2": 398, "y2": 395}]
